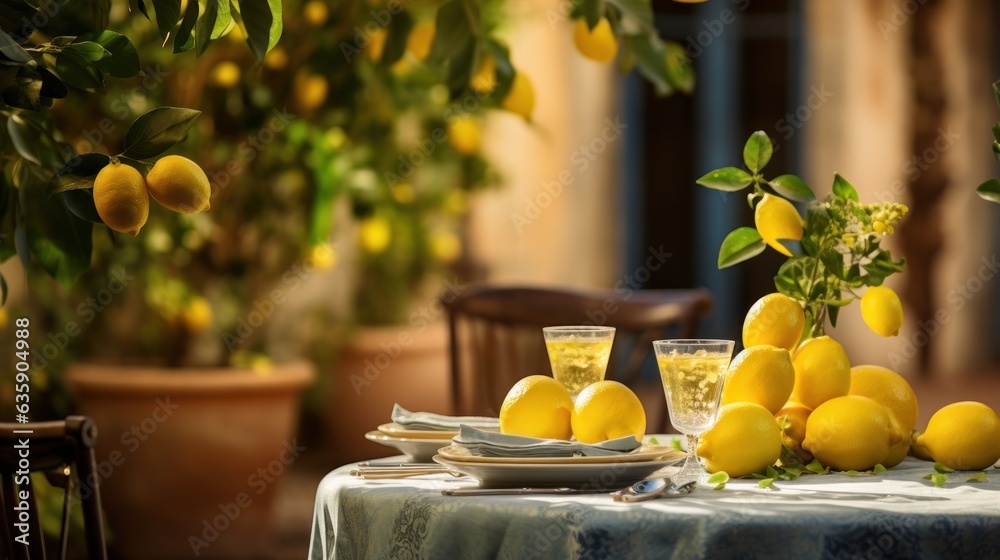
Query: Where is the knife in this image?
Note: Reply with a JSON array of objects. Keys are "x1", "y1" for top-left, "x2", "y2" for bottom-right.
[
  {"x1": 442, "y1": 487, "x2": 615, "y2": 496},
  {"x1": 356, "y1": 461, "x2": 441, "y2": 468}
]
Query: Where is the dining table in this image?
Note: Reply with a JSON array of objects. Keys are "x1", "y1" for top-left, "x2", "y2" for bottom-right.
[{"x1": 308, "y1": 455, "x2": 1000, "y2": 559}]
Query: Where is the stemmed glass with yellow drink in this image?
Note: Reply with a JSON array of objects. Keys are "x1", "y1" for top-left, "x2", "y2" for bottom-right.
[
  {"x1": 653, "y1": 339, "x2": 735, "y2": 483},
  {"x1": 542, "y1": 326, "x2": 616, "y2": 399}
]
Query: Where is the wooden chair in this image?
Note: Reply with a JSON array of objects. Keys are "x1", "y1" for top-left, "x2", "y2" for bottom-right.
[
  {"x1": 441, "y1": 285, "x2": 714, "y2": 432},
  {"x1": 0, "y1": 416, "x2": 108, "y2": 560}
]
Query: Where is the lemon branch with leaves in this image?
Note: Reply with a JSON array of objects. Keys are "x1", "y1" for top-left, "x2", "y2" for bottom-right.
[{"x1": 696, "y1": 131, "x2": 909, "y2": 338}]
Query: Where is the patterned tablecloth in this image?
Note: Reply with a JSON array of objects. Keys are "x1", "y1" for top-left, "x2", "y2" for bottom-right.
[{"x1": 309, "y1": 457, "x2": 1000, "y2": 559}]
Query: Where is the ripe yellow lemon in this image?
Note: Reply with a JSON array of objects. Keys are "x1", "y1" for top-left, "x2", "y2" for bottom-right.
[
  {"x1": 93, "y1": 162, "x2": 149, "y2": 236},
  {"x1": 742, "y1": 293, "x2": 806, "y2": 351},
  {"x1": 358, "y1": 216, "x2": 391, "y2": 254},
  {"x1": 775, "y1": 401, "x2": 811, "y2": 457},
  {"x1": 698, "y1": 402, "x2": 781, "y2": 478},
  {"x1": 791, "y1": 336, "x2": 851, "y2": 410},
  {"x1": 572, "y1": 18, "x2": 618, "y2": 63},
  {"x1": 406, "y1": 22, "x2": 435, "y2": 61},
  {"x1": 571, "y1": 380, "x2": 646, "y2": 444},
  {"x1": 211, "y1": 61, "x2": 241, "y2": 88},
  {"x1": 182, "y1": 297, "x2": 213, "y2": 333},
  {"x1": 849, "y1": 365, "x2": 918, "y2": 468},
  {"x1": 294, "y1": 72, "x2": 329, "y2": 112},
  {"x1": 720, "y1": 345, "x2": 794, "y2": 414},
  {"x1": 500, "y1": 375, "x2": 573, "y2": 440},
  {"x1": 471, "y1": 55, "x2": 496, "y2": 93},
  {"x1": 915, "y1": 402, "x2": 1000, "y2": 471},
  {"x1": 861, "y1": 286, "x2": 904, "y2": 337},
  {"x1": 145, "y1": 155, "x2": 211, "y2": 214},
  {"x1": 754, "y1": 194, "x2": 803, "y2": 257},
  {"x1": 303, "y1": 0, "x2": 328, "y2": 26},
  {"x1": 446, "y1": 116, "x2": 482, "y2": 155},
  {"x1": 909, "y1": 430, "x2": 934, "y2": 461},
  {"x1": 803, "y1": 395, "x2": 901, "y2": 471},
  {"x1": 501, "y1": 72, "x2": 535, "y2": 120}
]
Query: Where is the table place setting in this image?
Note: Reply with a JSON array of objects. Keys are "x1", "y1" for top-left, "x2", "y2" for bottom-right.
[{"x1": 363, "y1": 404, "x2": 501, "y2": 462}]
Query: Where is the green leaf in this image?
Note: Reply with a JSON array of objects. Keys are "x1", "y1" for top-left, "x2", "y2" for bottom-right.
[
  {"x1": 36, "y1": 67, "x2": 67, "y2": 99},
  {"x1": 663, "y1": 41, "x2": 694, "y2": 94},
  {"x1": 832, "y1": 173, "x2": 859, "y2": 201},
  {"x1": 696, "y1": 167, "x2": 754, "y2": 191},
  {"x1": 757, "y1": 478, "x2": 776, "y2": 489},
  {"x1": 769, "y1": 174, "x2": 815, "y2": 202},
  {"x1": 717, "y1": 227, "x2": 766, "y2": 269},
  {"x1": 48, "y1": 153, "x2": 111, "y2": 195},
  {"x1": 976, "y1": 178, "x2": 1000, "y2": 204},
  {"x1": 624, "y1": 33, "x2": 671, "y2": 96},
  {"x1": 828, "y1": 304, "x2": 839, "y2": 328},
  {"x1": 135, "y1": 0, "x2": 150, "y2": 20},
  {"x1": 485, "y1": 40, "x2": 515, "y2": 102},
  {"x1": 21, "y1": 169, "x2": 93, "y2": 287},
  {"x1": 55, "y1": 50, "x2": 106, "y2": 93},
  {"x1": 151, "y1": 0, "x2": 181, "y2": 38},
  {"x1": 706, "y1": 471, "x2": 728, "y2": 490},
  {"x1": 61, "y1": 42, "x2": 109, "y2": 62},
  {"x1": 967, "y1": 472, "x2": 987, "y2": 483},
  {"x1": 845, "y1": 470, "x2": 858, "y2": 477},
  {"x1": 195, "y1": 0, "x2": 219, "y2": 55},
  {"x1": 0, "y1": 273, "x2": 7, "y2": 305},
  {"x1": 872, "y1": 464, "x2": 886, "y2": 475},
  {"x1": 606, "y1": 0, "x2": 653, "y2": 33},
  {"x1": 0, "y1": 29, "x2": 32, "y2": 64},
  {"x1": 994, "y1": 80, "x2": 1000, "y2": 110},
  {"x1": 173, "y1": 0, "x2": 199, "y2": 53},
  {"x1": 765, "y1": 466, "x2": 779, "y2": 479},
  {"x1": 62, "y1": 190, "x2": 104, "y2": 224},
  {"x1": 933, "y1": 462, "x2": 955, "y2": 474},
  {"x1": 7, "y1": 114, "x2": 42, "y2": 165},
  {"x1": 580, "y1": 0, "x2": 604, "y2": 28},
  {"x1": 431, "y1": 1, "x2": 471, "y2": 61},
  {"x1": 931, "y1": 473, "x2": 947, "y2": 488},
  {"x1": 77, "y1": 31, "x2": 141, "y2": 78},
  {"x1": 238, "y1": 0, "x2": 281, "y2": 61},
  {"x1": 993, "y1": 141, "x2": 1000, "y2": 164},
  {"x1": 743, "y1": 131, "x2": 772, "y2": 174},
  {"x1": 122, "y1": 106, "x2": 202, "y2": 159},
  {"x1": 647, "y1": 437, "x2": 658, "y2": 445},
  {"x1": 380, "y1": 9, "x2": 414, "y2": 67},
  {"x1": 992, "y1": 122, "x2": 1000, "y2": 144},
  {"x1": 669, "y1": 438, "x2": 682, "y2": 452},
  {"x1": 806, "y1": 459, "x2": 829, "y2": 474}
]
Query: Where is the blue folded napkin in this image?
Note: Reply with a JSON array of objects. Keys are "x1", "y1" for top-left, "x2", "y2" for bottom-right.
[
  {"x1": 391, "y1": 404, "x2": 500, "y2": 431},
  {"x1": 453, "y1": 425, "x2": 642, "y2": 457}
]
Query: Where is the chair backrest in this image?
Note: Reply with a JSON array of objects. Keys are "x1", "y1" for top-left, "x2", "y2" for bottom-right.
[
  {"x1": 441, "y1": 285, "x2": 713, "y2": 431},
  {"x1": 0, "y1": 416, "x2": 107, "y2": 560}
]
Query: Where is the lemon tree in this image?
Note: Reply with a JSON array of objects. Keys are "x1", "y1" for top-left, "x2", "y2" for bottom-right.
[{"x1": 697, "y1": 131, "x2": 908, "y2": 337}]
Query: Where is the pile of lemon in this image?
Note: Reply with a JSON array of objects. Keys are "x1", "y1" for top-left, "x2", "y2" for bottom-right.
[
  {"x1": 700, "y1": 292, "x2": 1000, "y2": 478},
  {"x1": 499, "y1": 376, "x2": 647, "y2": 445}
]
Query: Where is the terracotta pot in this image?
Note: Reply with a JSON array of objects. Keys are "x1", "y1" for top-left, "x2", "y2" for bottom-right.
[
  {"x1": 66, "y1": 362, "x2": 313, "y2": 560},
  {"x1": 328, "y1": 322, "x2": 451, "y2": 464}
]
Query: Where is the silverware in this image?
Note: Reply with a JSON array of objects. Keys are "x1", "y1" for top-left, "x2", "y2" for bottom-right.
[
  {"x1": 611, "y1": 478, "x2": 697, "y2": 502},
  {"x1": 356, "y1": 461, "x2": 441, "y2": 468},
  {"x1": 351, "y1": 468, "x2": 466, "y2": 479},
  {"x1": 443, "y1": 487, "x2": 616, "y2": 496}
]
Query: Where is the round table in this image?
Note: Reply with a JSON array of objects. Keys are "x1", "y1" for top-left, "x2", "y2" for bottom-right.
[{"x1": 309, "y1": 457, "x2": 1000, "y2": 559}]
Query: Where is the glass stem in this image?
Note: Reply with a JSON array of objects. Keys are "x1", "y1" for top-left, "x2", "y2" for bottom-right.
[{"x1": 686, "y1": 434, "x2": 699, "y2": 462}]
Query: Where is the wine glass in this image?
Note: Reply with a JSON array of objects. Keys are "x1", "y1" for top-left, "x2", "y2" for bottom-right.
[
  {"x1": 653, "y1": 339, "x2": 735, "y2": 484},
  {"x1": 542, "y1": 326, "x2": 616, "y2": 398}
]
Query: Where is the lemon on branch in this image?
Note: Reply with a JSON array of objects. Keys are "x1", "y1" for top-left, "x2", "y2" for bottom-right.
[
  {"x1": 573, "y1": 18, "x2": 618, "y2": 63},
  {"x1": 94, "y1": 162, "x2": 149, "y2": 236}
]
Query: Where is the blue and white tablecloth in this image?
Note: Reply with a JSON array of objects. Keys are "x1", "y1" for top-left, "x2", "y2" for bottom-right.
[{"x1": 309, "y1": 457, "x2": 1000, "y2": 559}]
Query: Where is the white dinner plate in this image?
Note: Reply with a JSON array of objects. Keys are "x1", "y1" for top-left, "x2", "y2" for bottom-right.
[
  {"x1": 365, "y1": 431, "x2": 451, "y2": 462},
  {"x1": 377, "y1": 423, "x2": 459, "y2": 440},
  {"x1": 437, "y1": 444, "x2": 683, "y2": 465},
  {"x1": 433, "y1": 454, "x2": 684, "y2": 489}
]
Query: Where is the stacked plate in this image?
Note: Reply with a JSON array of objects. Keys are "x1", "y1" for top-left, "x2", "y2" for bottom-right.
[
  {"x1": 433, "y1": 444, "x2": 685, "y2": 489},
  {"x1": 364, "y1": 423, "x2": 457, "y2": 462}
]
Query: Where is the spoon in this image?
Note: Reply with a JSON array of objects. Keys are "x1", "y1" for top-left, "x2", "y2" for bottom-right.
[{"x1": 611, "y1": 478, "x2": 697, "y2": 502}]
